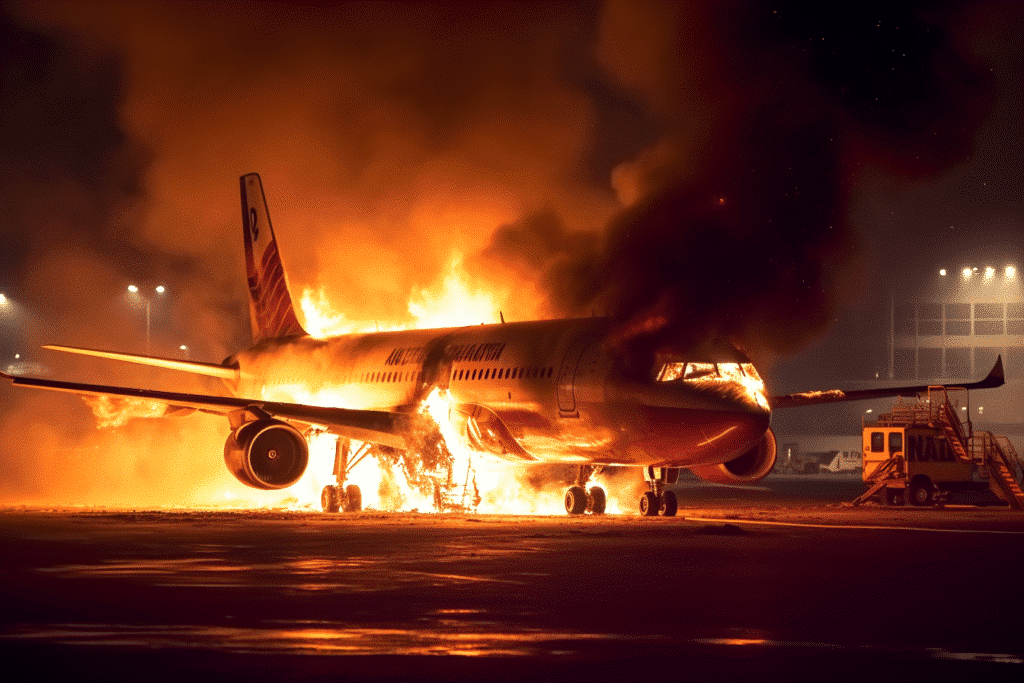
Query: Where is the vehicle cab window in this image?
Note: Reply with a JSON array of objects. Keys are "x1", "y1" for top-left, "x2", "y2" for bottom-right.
[
  {"x1": 870, "y1": 432, "x2": 885, "y2": 452},
  {"x1": 888, "y1": 431, "x2": 903, "y2": 454}
]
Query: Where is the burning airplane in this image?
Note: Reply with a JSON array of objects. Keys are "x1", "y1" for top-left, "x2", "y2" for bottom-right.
[{"x1": 1, "y1": 174, "x2": 1004, "y2": 515}]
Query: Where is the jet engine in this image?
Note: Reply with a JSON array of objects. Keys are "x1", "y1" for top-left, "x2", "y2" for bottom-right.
[
  {"x1": 223, "y1": 419, "x2": 308, "y2": 490},
  {"x1": 690, "y1": 428, "x2": 777, "y2": 484}
]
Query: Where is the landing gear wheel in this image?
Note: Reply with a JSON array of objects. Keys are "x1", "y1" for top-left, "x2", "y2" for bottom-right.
[
  {"x1": 343, "y1": 484, "x2": 362, "y2": 512},
  {"x1": 885, "y1": 488, "x2": 905, "y2": 507},
  {"x1": 659, "y1": 490, "x2": 678, "y2": 517},
  {"x1": 587, "y1": 486, "x2": 606, "y2": 515},
  {"x1": 565, "y1": 486, "x2": 587, "y2": 515},
  {"x1": 321, "y1": 485, "x2": 339, "y2": 513},
  {"x1": 639, "y1": 491, "x2": 658, "y2": 516},
  {"x1": 909, "y1": 478, "x2": 934, "y2": 507}
]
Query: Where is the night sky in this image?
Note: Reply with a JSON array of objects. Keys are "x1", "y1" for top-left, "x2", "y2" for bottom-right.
[{"x1": 0, "y1": 1, "x2": 1020, "y2": 501}]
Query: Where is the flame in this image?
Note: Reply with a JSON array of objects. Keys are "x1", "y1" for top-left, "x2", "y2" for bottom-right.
[
  {"x1": 300, "y1": 251, "x2": 508, "y2": 338},
  {"x1": 407, "y1": 253, "x2": 508, "y2": 329},
  {"x1": 83, "y1": 395, "x2": 168, "y2": 428}
]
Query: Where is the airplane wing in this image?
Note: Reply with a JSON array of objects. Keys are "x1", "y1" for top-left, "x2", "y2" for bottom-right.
[
  {"x1": 42, "y1": 344, "x2": 243, "y2": 381},
  {"x1": 0, "y1": 371, "x2": 413, "y2": 449},
  {"x1": 770, "y1": 355, "x2": 1004, "y2": 409}
]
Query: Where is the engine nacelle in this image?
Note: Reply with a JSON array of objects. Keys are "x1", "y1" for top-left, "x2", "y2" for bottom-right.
[
  {"x1": 691, "y1": 428, "x2": 777, "y2": 485},
  {"x1": 223, "y1": 419, "x2": 308, "y2": 490}
]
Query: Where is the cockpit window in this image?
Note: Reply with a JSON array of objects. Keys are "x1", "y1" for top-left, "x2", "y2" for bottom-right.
[
  {"x1": 656, "y1": 362, "x2": 687, "y2": 382},
  {"x1": 655, "y1": 359, "x2": 769, "y2": 409},
  {"x1": 683, "y1": 362, "x2": 717, "y2": 380},
  {"x1": 656, "y1": 361, "x2": 720, "y2": 381},
  {"x1": 717, "y1": 363, "x2": 744, "y2": 382}
]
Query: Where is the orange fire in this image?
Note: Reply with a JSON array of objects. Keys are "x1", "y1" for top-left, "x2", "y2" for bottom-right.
[{"x1": 83, "y1": 395, "x2": 168, "y2": 428}]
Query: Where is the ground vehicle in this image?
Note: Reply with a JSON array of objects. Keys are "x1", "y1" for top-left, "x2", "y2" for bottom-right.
[{"x1": 856, "y1": 387, "x2": 1024, "y2": 509}]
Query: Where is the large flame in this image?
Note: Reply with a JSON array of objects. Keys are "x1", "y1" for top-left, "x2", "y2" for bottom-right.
[{"x1": 300, "y1": 251, "x2": 510, "y2": 338}]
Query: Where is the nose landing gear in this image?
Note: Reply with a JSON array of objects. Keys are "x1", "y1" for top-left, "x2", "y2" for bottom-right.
[
  {"x1": 564, "y1": 465, "x2": 606, "y2": 515},
  {"x1": 641, "y1": 466, "x2": 679, "y2": 517}
]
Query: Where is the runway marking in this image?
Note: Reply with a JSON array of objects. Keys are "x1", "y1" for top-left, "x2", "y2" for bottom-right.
[{"x1": 682, "y1": 516, "x2": 1024, "y2": 535}]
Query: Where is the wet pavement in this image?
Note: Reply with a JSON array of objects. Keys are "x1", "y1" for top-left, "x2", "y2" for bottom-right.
[{"x1": 2, "y1": 480, "x2": 1023, "y2": 682}]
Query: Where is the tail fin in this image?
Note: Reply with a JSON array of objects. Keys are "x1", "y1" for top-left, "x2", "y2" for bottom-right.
[{"x1": 240, "y1": 173, "x2": 307, "y2": 342}]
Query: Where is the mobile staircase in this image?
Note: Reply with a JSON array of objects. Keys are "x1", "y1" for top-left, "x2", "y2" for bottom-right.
[{"x1": 854, "y1": 386, "x2": 1024, "y2": 509}]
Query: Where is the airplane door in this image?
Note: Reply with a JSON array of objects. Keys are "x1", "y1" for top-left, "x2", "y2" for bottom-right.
[{"x1": 557, "y1": 336, "x2": 591, "y2": 415}]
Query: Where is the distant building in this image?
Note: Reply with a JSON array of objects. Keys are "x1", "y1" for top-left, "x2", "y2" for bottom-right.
[{"x1": 888, "y1": 265, "x2": 1023, "y2": 426}]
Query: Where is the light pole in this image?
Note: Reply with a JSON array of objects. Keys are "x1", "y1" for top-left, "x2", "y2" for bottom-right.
[{"x1": 127, "y1": 284, "x2": 166, "y2": 353}]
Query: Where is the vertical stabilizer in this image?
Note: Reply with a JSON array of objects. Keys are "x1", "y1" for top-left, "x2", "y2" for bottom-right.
[{"x1": 240, "y1": 173, "x2": 306, "y2": 342}]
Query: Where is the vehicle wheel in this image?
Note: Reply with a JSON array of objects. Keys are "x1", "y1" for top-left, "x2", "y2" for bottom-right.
[
  {"x1": 321, "y1": 485, "x2": 339, "y2": 513},
  {"x1": 587, "y1": 486, "x2": 606, "y2": 515},
  {"x1": 344, "y1": 484, "x2": 362, "y2": 512},
  {"x1": 908, "y1": 477, "x2": 934, "y2": 507},
  {"x1": 565, "y1": 486, "x2": 587, "y2": 515},
  {"x1": 885, "y1": 488, "x2": 905, "y2": 507},
  {"x1": 659, "y1": 490, "x2": 678, "y2": 517},
  {"x1": 639, "y1": 491, "x2": 658, "y2": 516}
]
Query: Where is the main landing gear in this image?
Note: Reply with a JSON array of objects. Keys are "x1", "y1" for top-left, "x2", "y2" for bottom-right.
[
  {"x1": 641, "y1": 466, "x2": 679, "y2": 517},
  {"x1": 564, "y1": 465, "x2": 606, "y2": 515},
  {"x1": 321, "y1": 438, "x2": 365, "y2": 513}
]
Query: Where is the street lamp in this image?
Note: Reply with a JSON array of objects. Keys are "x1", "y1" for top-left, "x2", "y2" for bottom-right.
[{"x1": 127, "y1": 285, "x2": 167, "y2": 353}]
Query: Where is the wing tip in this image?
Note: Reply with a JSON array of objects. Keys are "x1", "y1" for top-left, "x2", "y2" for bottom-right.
[{"x1": 983, "y1": 354, "x2": 1004, "y2": 386}]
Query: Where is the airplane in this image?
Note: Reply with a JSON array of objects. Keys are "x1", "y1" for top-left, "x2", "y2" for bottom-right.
[{"x1": 2, "y1": 173, "x2": 1005, "y2": 516}]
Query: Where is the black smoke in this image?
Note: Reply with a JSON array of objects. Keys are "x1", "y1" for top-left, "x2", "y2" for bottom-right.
[{"x1": 481, "y1": 1, "x2": 999, "y2": 367}]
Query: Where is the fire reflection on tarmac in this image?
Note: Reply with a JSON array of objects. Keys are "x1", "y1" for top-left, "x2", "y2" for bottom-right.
[
  {"x1": 8, "y1": 624, "x2": 1022, "y2": 663},
  {"x1": 8, "y1": 623, "x2": 627, "y2": 657}
]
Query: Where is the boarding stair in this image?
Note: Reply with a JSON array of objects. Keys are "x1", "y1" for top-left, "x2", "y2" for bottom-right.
[{"x1": 969, "y1": 431, "x2": 1024, "y2": 510}]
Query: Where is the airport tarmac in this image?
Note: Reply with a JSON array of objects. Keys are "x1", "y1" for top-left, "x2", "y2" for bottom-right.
[{"x1": 2, "y1": 478, "x2": 1022, "y2": 682}]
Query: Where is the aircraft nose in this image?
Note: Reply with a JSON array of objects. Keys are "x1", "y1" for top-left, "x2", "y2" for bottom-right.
[{"x1": 608, "y1": 378, "x2": 771, "y2": 462}]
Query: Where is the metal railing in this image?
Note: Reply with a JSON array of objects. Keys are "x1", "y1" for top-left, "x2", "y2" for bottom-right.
[{"x1": 995, "y1": 435, "x2": 1024, "y2": 484}]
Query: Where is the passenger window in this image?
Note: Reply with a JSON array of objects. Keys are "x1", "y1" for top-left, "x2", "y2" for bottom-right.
[
  {"x1": 870, "y1": 432, "x2": 884, "y2": 452},
  {"x1": 888, "y1": 432, "x2": 903, "y2": 453}
]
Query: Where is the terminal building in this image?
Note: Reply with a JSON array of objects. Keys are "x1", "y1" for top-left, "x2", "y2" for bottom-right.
[{"x1": 888, "y1": 265, "x2": 1022, "y2": 428}]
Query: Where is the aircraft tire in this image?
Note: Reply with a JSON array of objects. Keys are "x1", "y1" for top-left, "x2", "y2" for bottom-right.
[
  {"x1": 565, "y1": 486, "x2": 587, "y2": 515},
  {"x1": 908, "y1": 477, "x2": 934, "y2": 507},
  {"x1": 639, "y1": 491, "x2": 658, "y2": 516},
  {"x1": 659, "y1": 490, "x2": 678, "y2": 517},
  {"x1": 321, "y1": 485, "x2": 340, "y2": 513},
  {"x1": 587, "y1": 486, "x2": 606, "y2": 515},
  {"x1": 344, "y1": 484, "x2": 362, "y2": 512}
]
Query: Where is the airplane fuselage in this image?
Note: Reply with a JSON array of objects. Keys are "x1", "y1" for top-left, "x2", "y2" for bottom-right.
[{"x1": 228, "y1": 317, "x2": 772, "y2": 468}]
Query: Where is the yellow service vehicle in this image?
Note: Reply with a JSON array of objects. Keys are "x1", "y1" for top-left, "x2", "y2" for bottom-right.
[{"x1": 856, "y1": 387, "x2": 1024, "y2": 508}]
